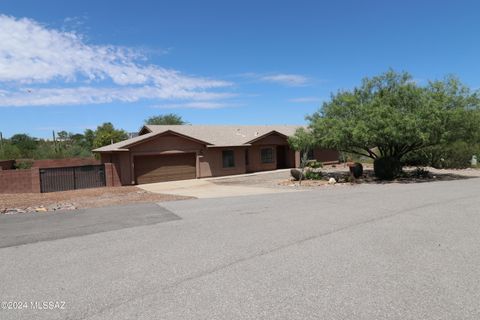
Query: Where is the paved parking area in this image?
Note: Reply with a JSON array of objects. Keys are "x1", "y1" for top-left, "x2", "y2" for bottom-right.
[{"x1": 138, "y1": 169, "x2": 298, "y2": 198}]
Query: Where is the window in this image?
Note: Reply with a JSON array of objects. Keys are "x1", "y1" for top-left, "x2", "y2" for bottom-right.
[
  {"x1": 261, "y1": 148, "x2": 274, "y2": 163},
  {"x1": 222, "y1": 150, "x2": 235, "y2": 168}
]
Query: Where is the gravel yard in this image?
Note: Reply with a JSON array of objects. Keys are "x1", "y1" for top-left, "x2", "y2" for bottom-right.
[
  {"x1": 0, "y1": 186, "x2": 193, "y2": 214},
  {"x1": 211, "y1": 165, "x2": 480, "y2": 189}
]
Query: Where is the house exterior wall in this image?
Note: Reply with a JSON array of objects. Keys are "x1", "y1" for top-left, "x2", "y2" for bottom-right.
[
  {"x1": 97, "y1": 132, "x2": 339, "y2": 185},
  {"x1": 104, "y1": 163, "x2": 122, "y2": 187},
  {"x1": 101, "y1": 153, "x2": 132, "y2": 185},
  {"x1": 129, "y1": 133, "x2": 205, "y2": 184},
  {"x1": 246, "y1": 133, "x2": 294, "y2": 172},
  {"x1": 247, "y1": 145, "x2": 277, "y2": 172},
  {"x1": 199, "y1": 147, "x2": 247, "y2": 178}
]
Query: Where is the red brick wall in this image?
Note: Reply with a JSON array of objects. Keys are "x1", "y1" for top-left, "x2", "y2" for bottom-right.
[
  {"x1": 0, "y1": 167, "x2": 41, "y2": 194},
  {"x1": 104, "y1": 163, "x2": 122, "y2": 187},
  {"x1": 33, "y1": 158, "x2": 100, "y2": 169}
]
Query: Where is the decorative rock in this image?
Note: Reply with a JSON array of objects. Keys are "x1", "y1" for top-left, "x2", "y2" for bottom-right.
[
  {"x1": 328, "y1": 177, "x2": 337, "y2": 185},
  {"x1": 35, "y1": 207, "x2": 48, "y2": 212},
  {"x1": 290, "y1": 169, "x2": 304, "y2": 181}
]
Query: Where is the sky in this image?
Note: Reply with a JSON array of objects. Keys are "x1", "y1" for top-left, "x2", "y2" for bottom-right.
[{"x1": 0, "y1": 0, "x2": 479, "y2": 138}]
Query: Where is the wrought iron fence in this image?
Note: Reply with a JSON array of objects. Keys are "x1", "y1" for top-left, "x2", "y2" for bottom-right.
[{"x1": 39, "y1": 165, "x2": 106, "y2": 193}]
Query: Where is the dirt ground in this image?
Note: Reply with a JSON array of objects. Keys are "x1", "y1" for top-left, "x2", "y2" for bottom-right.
[{"x1": 0, "y1": 186, "x2": 193, "y2": 213}]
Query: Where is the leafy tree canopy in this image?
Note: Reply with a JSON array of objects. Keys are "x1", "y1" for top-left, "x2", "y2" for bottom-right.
[
  {"x1": 92, "y1": 123, "x2": 129, "y2": 149},
  {"x1": 297, "y1": 70, "x2": 480, "y2": 179},
  {"x1": 9, "y1": 134, "x2": 37, "y2": 158},
  {"x1": 145, "y1": 113, "x2": 186, "y2": 125}
]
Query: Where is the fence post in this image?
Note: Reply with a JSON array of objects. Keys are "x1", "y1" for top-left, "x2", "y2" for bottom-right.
[{"x1": 31, "y1": 167, "x2": 41, "y2": 193}]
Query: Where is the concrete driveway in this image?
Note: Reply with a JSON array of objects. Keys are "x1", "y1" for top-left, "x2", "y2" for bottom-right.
[
  {"x1": 1, "y1": 178, "x2": 480, "y2": 319},
  {"x1": 138, "y1": 169, "x2": 297, "y2": 198}
]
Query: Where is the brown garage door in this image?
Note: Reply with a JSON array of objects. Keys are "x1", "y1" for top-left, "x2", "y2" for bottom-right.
[{"x1": 134, "y1": 153, "x2": 196, "y2": 184}]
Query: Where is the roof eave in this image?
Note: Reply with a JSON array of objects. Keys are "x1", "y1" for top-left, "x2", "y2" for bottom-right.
[
  {"x1": 206, "y1": 144, "x2": 252, "y2": 148},
  {"x1": 245, "y1": 130, "x2": 289, "y2": 144},
  {"x1": 92, "y1": 148, "x2": 130, "y2": 153}
]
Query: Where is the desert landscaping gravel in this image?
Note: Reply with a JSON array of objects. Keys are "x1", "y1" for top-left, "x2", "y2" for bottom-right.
[{"x1": 0, "y1": 186, "x2": 193, "y2": 214}]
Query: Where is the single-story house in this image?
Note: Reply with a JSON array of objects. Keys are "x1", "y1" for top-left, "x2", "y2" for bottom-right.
[{"x1": 93, "y1": 125, "x2": 339, "y2": 185}]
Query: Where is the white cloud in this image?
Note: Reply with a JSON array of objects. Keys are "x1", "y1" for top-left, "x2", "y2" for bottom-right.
[
  {"x1": 0, "y1": 15, "x2": 232, "y2": 107},
  {"x1": 260, "y1": 74, "x2": 310, "y2": 86},
  {"x1": 238, "y1": 72, "x2": 310, "y2": 87},
  {"x1": 151, "y1": 101, "x2": 235, "y2": 109},
  {"x1": 0, "y1": 86, "x2": 233, "y2": 107}
]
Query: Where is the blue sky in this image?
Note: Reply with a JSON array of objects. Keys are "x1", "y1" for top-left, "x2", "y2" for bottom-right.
[{"x1": 0, "y1": 0, "x2": 479, "y2": 138}]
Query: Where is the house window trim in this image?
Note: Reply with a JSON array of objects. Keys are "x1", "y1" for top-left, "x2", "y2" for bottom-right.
[
  {"x1": 261, "y1": 147, "x2": 274, "y2": 164},
  {"x1": 222, "y1": 149, "x2": 235, "y2": 168}
]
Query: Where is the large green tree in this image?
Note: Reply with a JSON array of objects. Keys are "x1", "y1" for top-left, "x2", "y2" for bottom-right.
[
  {"x1": 301, "y1": 70, "x2": 480, "y2": 179},
  {"x1": 145, "y1": 113, "x2": 186, "y2": 125},
  {"x1": 9, "y1": 134, "x2": 37, "y2": 158},
  {"x1": 92, "y1": 123, "x2": 129, "y2": 149}
]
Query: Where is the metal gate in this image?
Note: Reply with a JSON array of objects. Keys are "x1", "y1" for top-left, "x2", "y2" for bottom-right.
[{"x1": 39, "y1": 165, "x2": 106, "y2": 193}]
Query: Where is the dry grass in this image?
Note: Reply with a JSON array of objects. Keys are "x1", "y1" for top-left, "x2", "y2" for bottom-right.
[{"x1": 0, "y1": 186, "x2": 193, "y2": 211}]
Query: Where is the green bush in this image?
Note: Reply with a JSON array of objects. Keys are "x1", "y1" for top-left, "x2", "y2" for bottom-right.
[
  {"x1": 437, "y1": 141, "x2": 478, "y2": 169},
  {"x1": 403, "y1": 141, "x2": 480, "y2": 169},
  {"x1": 402, "y1": 150, "x2": 431, "y2": 167},
  {"x1": 14, "y1": 159, "x2": 34, "y2": 170},
  {"x1": 305, "y1": 171, "x2": 323, "y2": 180},
  {"x1": 374, "y1": 157, "x2": 402, "y2": 180},
  {"x1": 305, "y1": 160, "x2": 323, "y2": 169},
  {"x1": 411, "y1": 167, "x2": 432, "y2": 179}
]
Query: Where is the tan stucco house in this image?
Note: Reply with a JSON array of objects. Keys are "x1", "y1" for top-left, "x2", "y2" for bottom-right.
[{"x1": 93, "y1": 125, "x2": 338, "y2": 185}]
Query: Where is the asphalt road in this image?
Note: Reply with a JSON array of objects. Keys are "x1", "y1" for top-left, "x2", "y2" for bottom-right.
[{"x1": 1, "y1": 178, "x2": 480, "y2": 319}]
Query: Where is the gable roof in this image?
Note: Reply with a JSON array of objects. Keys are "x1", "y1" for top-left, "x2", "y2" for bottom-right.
[{"x1": 93, "y1": 125, "x2": 302, "y2": 152}]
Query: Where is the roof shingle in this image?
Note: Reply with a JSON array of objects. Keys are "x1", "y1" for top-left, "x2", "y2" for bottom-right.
[{"x1": 93, "y1": 125, "x2": 302, "y2": 152}]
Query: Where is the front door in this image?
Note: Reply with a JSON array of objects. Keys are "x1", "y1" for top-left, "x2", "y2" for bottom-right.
[{"x1": 276, "y1": 146, "x2": 287, "y2": 169}]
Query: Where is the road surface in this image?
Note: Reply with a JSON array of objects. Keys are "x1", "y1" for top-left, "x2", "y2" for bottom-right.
[{"x1": 1, "y1": 178, "x2": 479, "y2": 319}]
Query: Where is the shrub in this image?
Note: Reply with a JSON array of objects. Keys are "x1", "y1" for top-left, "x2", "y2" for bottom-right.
[
  {"x1": 290, "y1": 169, "x2": 303, "y2": 181},
  {"x1": 374, "y1": 157, "x2": 402, "y2": 180},
  {"x1": 305, "y1": 171, "x2": 323, "y2": 180},
  {"x1": 14, "y1": 159, "x2": 34, "y2": 170},
  {"x1": 403, "y1": 142, "x2": 480, "y2": 169},
  {"x1": 402, "y1": 150, "x2": 430, "y2": 167},
  {"x1": 411, "y1": 167, "x2": 432, "y2": 179},
  {"x1": 349, "y1": 162, "x2": 363, "y2": 178},
  {"x1": 305, "y1": 160, "x2": 323, "y2": 169},
  {"x1": 437, "y1": 141, "x2": 478, "y2": 169}
]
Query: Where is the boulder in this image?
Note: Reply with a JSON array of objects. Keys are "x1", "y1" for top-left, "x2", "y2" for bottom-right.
[{"x1": 290, "y1": 169, "x2": 304, "y2": 181}]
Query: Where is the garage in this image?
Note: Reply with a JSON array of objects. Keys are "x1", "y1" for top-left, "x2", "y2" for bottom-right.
[{"x1": 134, "y1": 153, "x2": 196, "y2": 184}]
